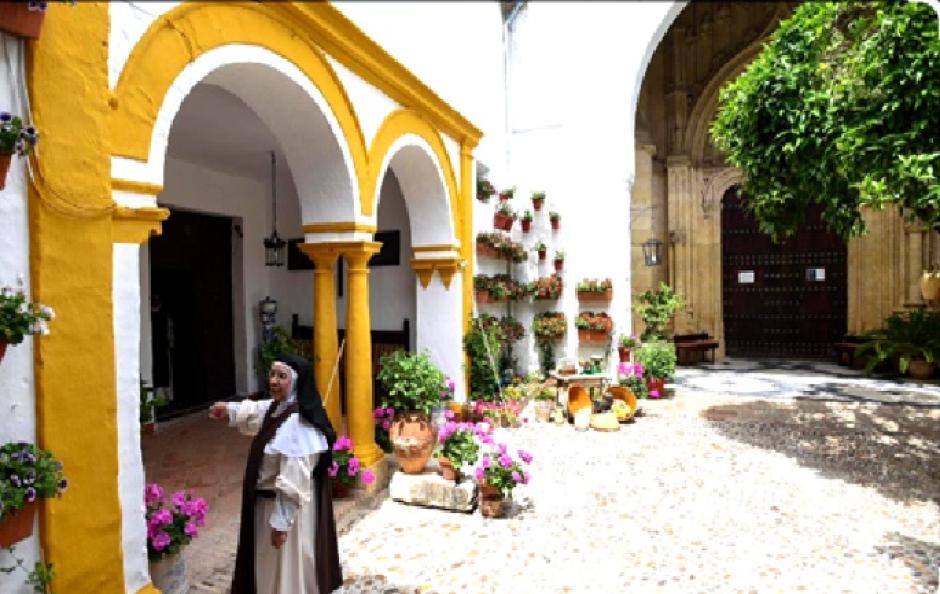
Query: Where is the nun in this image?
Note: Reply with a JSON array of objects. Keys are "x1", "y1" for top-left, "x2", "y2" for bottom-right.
[{"x1": 209, "y1": 353, "x2": 342, "y2": 594}]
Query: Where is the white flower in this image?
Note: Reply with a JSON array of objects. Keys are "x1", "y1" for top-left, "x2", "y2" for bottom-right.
[
  {"x1": 19, "y1": 302, "x2": 30, "y2": 314},
  {"x1": 39, "y1": 305, "x2": 55, "y2": 321},
  {"x1": 39, "y1": 321, "x2": 49, "y2": 336}
]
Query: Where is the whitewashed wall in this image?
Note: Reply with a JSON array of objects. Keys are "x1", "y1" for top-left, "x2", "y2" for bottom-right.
[{"x1": 0, "y1": 33, "x2": 39, "y2": 594}]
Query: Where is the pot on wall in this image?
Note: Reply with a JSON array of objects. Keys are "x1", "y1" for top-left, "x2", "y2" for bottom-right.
[
  {"x1": 921, "y1": 272, "x2": 940, "y2": 302},
  {"x1": 0, "y1": 153, "x2": 12, "y2": 190},
  {"x1": 0, "y1": 3, "x2": 44, "y2": 39},
  {"x1": 389, "y1": 411, "x2": 436, "y2": 474},
  {"x1": 149, "y1": 553, "x2": 190, "y2": 594},
  {"x1": 0, "y1": 500, "x2": 37, "y2": 548}
]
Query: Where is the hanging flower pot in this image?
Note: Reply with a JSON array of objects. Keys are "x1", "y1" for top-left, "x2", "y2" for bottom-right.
[
  {"x1": 549, "y1": 212, "x2": 560, "y2": 231},
  {"x1": 617, "y1": 346, "x2": 631, "y2": 363},
  {"x1": 0, "y1": 338, "x2": 8, "y2": 366},
  {"x1": 0, "y1": 3, "x2": 45, "y2": 39},
  {"x1": 553, "y1": 259, "x2": 563, "y2": 272},
  {"x1": 531, "y1": 195, "x2": 545, "y2": 211},
  {"x1": 0, "y1": 500, "x2": 37, "y2": 548},
  {"x1": 538, "y1": 249, "x2": 546, "y2": 261},
  {"x1": 0, "y1": 152, "x2": 11, "y2": 191},
  {"x1": 493, "y1": 212, "x2": 514, "y2": 231},
  {"x1": 521, "y1": 219, "x2": 531, "y2": 233}
]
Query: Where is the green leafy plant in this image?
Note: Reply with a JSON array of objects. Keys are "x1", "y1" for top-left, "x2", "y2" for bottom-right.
[
  {"x1": 633, "y1": 283, "x2": 684, "y2": 341},
  {"x1": 463, "y1": 321, "x2": 503, "y2": 402},
  {"x1": 549, "y1": 211, "x2": 560, "y2": 222},
  {"x1": 530, "y1": 275, "x2": 563, "y2": 301},
  {"x1": 473, "y1": 446, "x2": 532, "y2": 498},
  {"x1": 496, "y1": 202, "x2": 516, "y2": 217},
  {"x1": 575, "y1": 312, "x2": 613, "y2": 333},
  {"x1": 532, "y1": 312, "x2": 566, "y2": 340},
  {"x1": 0, "y1": 551, "x2": 55, "y2": 594},
  {"x1": 531, "y1": 191, "x2": 546, "y2": 202},
  {"x1": 257, "y1": 325, "x2": 309, "y2": 380},
  {"x1": 635, "y1": 340, "x2": 677, "y2": 381},
  {"x1": 533, "y1": 385, "x2": 555, "y2": 401},
  {"x1": 711, "y1": 2, "x2": 940, "y2": 237},
  {"x1": 327, "y1": 436, "x2": 376, "y2": 487},
  {"x1": 521, "y1": 209, "x2": 534, "y2": 223},
  {"x1": 0, "y1": 113, "x2": 38, "y2": 157},
  {"x1": 435, "y1": 419, "x2": 483, "y2": 470},
  {"x1": 376, "y1": 350, "x2": 447, "y2": 415},
  {"x1": 0, "y1": 442, "x2": 67, "y2": 520},
  {"x1": 553, "y1": 250, "x2": 565, "y2": 262},
  {"x1": 139, "y1": 380, "x2": 169, "y2": 424},
  {"x1": 619, "y1": 335, "x2": 639, "y2": 349},
  {"x1": 533, "y1": 240, "x2": 547, "y2": 253},
  {"x1": 499, "y1": 187, "x2": 515, "y2": 200},
  {"x1": 477, "y1": 177, "x2": 495, "y2": 202},
  {"x1": 576, "y1": 278, "x2": 612, "y2": 293},
  {"x1": 0, "y1": 282, "x2": 54, "y2": 345},
  {"x1": 855, "y1": 308, "x2": 940, "y2": 375}
]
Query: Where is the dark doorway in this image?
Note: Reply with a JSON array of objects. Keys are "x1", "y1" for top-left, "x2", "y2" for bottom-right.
[
  {"x1": 149, "y1": 208, "x2": 236, "y2": 418},
  {"x1": 721, "y1": 185, "x2": 847, "y2": 359}
]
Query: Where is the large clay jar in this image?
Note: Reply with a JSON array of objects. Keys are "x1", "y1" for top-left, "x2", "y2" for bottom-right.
[{"x1": 389, "y1": 410, "x2": 436, "y2": 474}]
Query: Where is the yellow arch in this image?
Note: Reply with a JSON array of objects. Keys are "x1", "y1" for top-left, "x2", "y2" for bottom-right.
[
  {"x1": 367, "y1": 109, "x2": 462, "y2": 236},
  {"x1": 111, "y1": 2, "x2": 369, "y2": 200}
]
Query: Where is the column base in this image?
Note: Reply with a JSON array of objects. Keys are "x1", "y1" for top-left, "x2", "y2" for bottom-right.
[
  {"x1": 357, "y1": 455, "x2": 390, "y2": 496},
  {"x1": 352, "y1": 442, "x2": 385, "y2": 470}
]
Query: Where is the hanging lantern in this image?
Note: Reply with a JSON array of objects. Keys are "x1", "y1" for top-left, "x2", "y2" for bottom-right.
[
  {"x1": 642, "y1": 238, "x2": 663, "y2": 267},
  {"x1": 263, "y1": 150, "x2": 286, "y2": 267}
]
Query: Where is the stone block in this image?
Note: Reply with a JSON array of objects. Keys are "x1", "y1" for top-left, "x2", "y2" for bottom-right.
[{"x1": 389, "y1": 470, "x2": 477, "y2": 512}]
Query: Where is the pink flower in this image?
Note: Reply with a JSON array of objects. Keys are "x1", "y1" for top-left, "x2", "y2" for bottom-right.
[
  {"x1": 518, "y1": 449, "x2": 533, "y2": 464},
  {"x1": 171, "y1": 491, "x2": 187, "y2": 508},
  {"x1": 184, "y1": 523, "x2": 198, "y2": 537},
  {"x1": 360, "y1": 470, "x2": 375, "y2": 485},
  {"x1": 446, "y1": 379, "x2": 456, "y2": 392},
  {"x1": 497, "y1": 443, "x2": 508, "y2": 454},
  {"x1": 481, "y1": 454, "x2": 491, "y2": 468},
  {"x1": 328, "y1": 461, "x2": 339, "y2": 477},
  {"x1": 334, "y1": 436, "x2": 353, "y2": 451},
  {"x1": 153, "y1": 509, "x2": 172, "y2": 526},
  {"x1": 144, "y1": 483, "x2": 164, "y2": 505},
  {"x1": 385, "y1": 406, "x2": 395, "y2": 418},
  {"x1": 444, "y1": 409, "x2": 455, "y2": 421},
  {"x1": 348, "y1": 457, "x2": 360, "y2": 474},
  {"x1": 511, "y1": 471, "x2": 522, "y2": 483},
  {"x1": 617, "y1": 362, "x2": 629, "y2": 376},
  {"x1": 381, "y1": 419, "x2": 391, "y2": 430},
  {"x1": 474, "y1": 467, "x2": 485, "y2": 481},
  {"x1": 499, "y1": 454, "x2": 512, "y2": 469},
  {"x1": 522, "y1": 471, "x2": 530, "y2": 484},
  {"x1": 373, "y1": 407, "x2": 385, "y2": 420},
  {"x1": 151, "y1": 531, "x2": 171, "y2": 551},
  {"x1": 650, "y1": 389, "x2": 661, "y2": 399}
]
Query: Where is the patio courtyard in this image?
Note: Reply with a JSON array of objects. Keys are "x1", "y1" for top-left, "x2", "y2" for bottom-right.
[{"x1": 143, "y1": 362, "x2": 940, "y2": 594}]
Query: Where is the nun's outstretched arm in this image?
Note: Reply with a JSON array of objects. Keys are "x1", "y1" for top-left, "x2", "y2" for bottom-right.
[{"x1": 224, "y1": 399, "x2": 274, "y2": 436}]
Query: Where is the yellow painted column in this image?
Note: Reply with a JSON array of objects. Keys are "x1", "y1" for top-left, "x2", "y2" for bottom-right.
[
  {"x1": 340, "y1": 241, "x2": 383, "y2": 466},
  {"x1": 298, "y1": 243, "x2": 342, "y2": 432},
  {"x1": 27, "y1": 4, "x2": 126, "y2": 593}
]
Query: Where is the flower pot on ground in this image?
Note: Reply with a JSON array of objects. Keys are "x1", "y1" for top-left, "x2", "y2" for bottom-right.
[
  {"x1": 479, "y1": 484, "x2": 504, "y2": 518},
  {"x1": 149, "y1": 552, "x2": 189, "y2": 594},
  {"x1": 145, "y1": 482, "x2": 207, "y2": 593},
  {"x1": 377, "y1": 350, "x2": 449, "y2": 474},
  {"x1": 328, "y1": 435, "x2": 377, "y2": 492},
  {"x1": 636, "y1": 340, "x2": 676, "y2": 398},
  {"x1": 908, "y1": 358, "x2": 936, "y2": 380},
  {"x1": 331, "y1": 479, "x2": 351, "y2": 499},
  {"x1": 646, "y1": 377, "x2": 665, "y2": 398},
  {"x1": 634, "y1": 283, "x2": 685, "y2": 341},
  {"x1": 617, "y1": 347, "x2": 631, "y2": 362},
  {"x1": 474, "y1": 445, "x2": 532, "y2": 518},
  {"x1": 435, "y1": 415, "x2": 487, "y2": 483},
  {"x1": 617, "y1": 335, "x2": 638, "y2": 363},
  {"x1": 855, "y1": 308, "x2": 940, "y2": 378},
  {"x1": 0, "y1": 3, "x2": 45, "y2": 39}
]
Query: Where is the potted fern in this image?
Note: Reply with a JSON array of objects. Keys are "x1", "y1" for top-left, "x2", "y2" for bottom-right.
[{"x1": 855, "y1": 308, "x2": 940, "y2": 380}]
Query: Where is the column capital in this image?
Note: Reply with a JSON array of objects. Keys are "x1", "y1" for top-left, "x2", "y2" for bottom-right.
[
  {"x1": 297, "y1": 242, "x2": 341, "y2": 269},
  {"x1": 112, "y1": 206, "x2": 170, "y2": 244},
  {"x1": 666, "y1": 154, "x2": 692, "y2": 169},
  {"x1": 339, "y1": 241, "x2": 383, "y2": 270}
]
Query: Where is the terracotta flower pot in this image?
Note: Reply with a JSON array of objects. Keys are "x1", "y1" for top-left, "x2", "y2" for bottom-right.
[
  {"x1": 479, "y1": 484, "x2": 504, "y2": 518},
  {"x1": 553, "y1": 259, "x2": 563, "y2": 272},
  {"x1": 550, "y1": 218, "x2": 560, "y2": 231},
  {"x1": 0, "y1": 500, "x2": 36, "y2": 548},
  {"x1": 647, "y1": 377, "x2": 665, "y2": 398},
  {"x1": 389, "y1": 411, "x2": 436, "y2": 474},
  {"x1": 332, "y1": 479, "x2": 351, "y2": 499},
  {"x1": 493, "y1": 212, "x2": 514, "y2": 231},
  {"x1": 438, "y1": 456, "x2": 458, "y2": 482},
  {"x1": 0, "y1": 153, "x2": 11, "y2": 191},
  {"x1": 577, "y1": 289, "x2": 612, "y2": 302},
  {"x1": 0, "y1": 338, "x2": 8, "y2": 366},
  {"x1": 538, "y1": 249, "x2": 546, "y2": 261},
  {"x1": 908, "y1": 358, "x2": 936, "y2": 381},
  {"x1": 532, "y1": 198, "x2": 544, "y2": 211},
  {"x1": 521, "y1": 219, "x2": 531, "y2": 233},
  {"x1": 617, "y1": 346, "x2": 631, "y2": 363},
  {"x1": 0, "y1": 3, "x2": 44, "y2": 39},
  {"x1": 498, "y1": 193, "x2": 510, "y2": 203}
]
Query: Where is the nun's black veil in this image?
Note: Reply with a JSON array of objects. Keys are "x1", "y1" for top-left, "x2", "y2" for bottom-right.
[{"x1": 273, "y1": 352, "x2": 336, "y2": 448}]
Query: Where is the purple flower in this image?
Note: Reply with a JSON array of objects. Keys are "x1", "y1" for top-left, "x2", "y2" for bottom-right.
[
  {"x1": 480, "y1": 454, "x2": 491, "y2": 468},
  {"x1": 444, "y1": 409, "x2": 455, "y2": 421},
  {"x1": 184, "y1": 523, "x2": 198, "y2": 537},
  {"x1": 145, "y1": 483, "x2": 164, "y2": 505},
  {"x1": 153, "y1": 509, "x2": 172, "y2": 526},
  {"x1": 58, "y1": 479, "x2": 68, "y2": 491},
  {"x1": 497, "y1": 443, "x2": 508, "y2": 454},
  {"x1": 348, "y1": 457, "x2": 361, "y2": 474},
  {"x1": 0, "y1": 112, "x2": 11, "y2": 122},
  {"x1": 373, "y1": 407, "x2": 385, "y2": 420},
  {"x1": 151, "y1": 531, "x2": 171, "y2": 551},
  {"x1": 334, "y1": 436, "x2": 353, "y2": 451},
  {"x1": 25, "y1": 487, "x2": 36, "y2": 502},
  {"x1": 447, "y1": 379, "x2": 456, "y2": 392},
  {"x1": 328, "y1": 461, "x2": 339, "y2": 477},
  {"x1": 10, "y1": 475, "x2": 21, "y2": 488},
  {"x1": 511, "y1": 471, "x2": 522, "y2": 483},
  {"x1": 474, "y1": 467, "x2": 485, "y2": 481},
  {"x1": 385, "y1": 406, "x2": 395, "y2": 418},
  {"x1": 650, "y1": 389, "x2": 661, "y2": 399},
  {"x1": 518, "y1": 449, "x2": 533, "y2": 464},
  {"x1": 381, "y1": 419, "x2": 391, "y2": 430}
]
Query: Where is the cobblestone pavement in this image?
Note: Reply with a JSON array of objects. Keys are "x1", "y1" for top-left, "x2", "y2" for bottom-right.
[{"x1": 143, "y1": 368, "x2": 940, "y2": 594}]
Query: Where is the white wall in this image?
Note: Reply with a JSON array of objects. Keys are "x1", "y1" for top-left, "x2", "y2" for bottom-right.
[
  {"x1": 372, "y1": 172, "x2": 417, "y2": 341},
  {"x1": 0, "y1": 33, "x2": 39, "y2": 594}
]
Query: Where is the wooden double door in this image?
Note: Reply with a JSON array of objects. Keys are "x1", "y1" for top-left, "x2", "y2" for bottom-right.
[{"x1": 721, "y1": 186, "x2": 847, "y2": 359}]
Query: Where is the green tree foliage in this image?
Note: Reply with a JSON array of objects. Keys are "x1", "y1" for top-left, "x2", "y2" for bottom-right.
[{"x1": 711, "y1": 1, "x2": 939, "y2": 239}]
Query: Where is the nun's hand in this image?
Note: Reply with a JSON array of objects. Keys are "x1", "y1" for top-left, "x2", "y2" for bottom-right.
[
  {"x1": 208, "y1": 402, "x2": 228, "y2": 420},
  {"x1": 271, "y1": 529, "x2": 288, "y2": 549}
]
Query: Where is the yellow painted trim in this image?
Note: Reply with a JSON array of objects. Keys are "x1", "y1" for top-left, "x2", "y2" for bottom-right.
[
  {"x1": 411, "y1": 257, "x2": 463, "y2": 290},
  {"x1": 302, "y1": 222, "x2": 377, "y2": 234},
  {"x1": 459, "y1": 142, "x2": 474, "y2": 334},
  {"x1": 28, "y1": 3, "x2": 125, "y2": 592},
  {"x1": 367, "y1": 109, "x2": 461, "y2": 233},
  {"x1": 111, "y1": 2, "x2": 370, "y2": 212},
  {"x1": 135, "y1": 584, "x2": 162, "y2": 594},
  {"x1": 290, "y1": 3, "x2": 481, "y2": 147},
  {"x1": 112, "y1": 206, "x2": 171, "y2": 244},
  {"x1": 413, "y1": 243, "x2": 460, "y2": 253},
  {"x1": 111, "y1": 178, "x2": 163, "y2": 196}
]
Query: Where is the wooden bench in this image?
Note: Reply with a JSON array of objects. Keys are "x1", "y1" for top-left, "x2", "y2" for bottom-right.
[
  {"x1": 673, "y1": 333, "x2": 720, "y2": 364},
  {"x1": 291, "y1": 314, "x2": 410, "y2": 410},
  {"x1": 832, "y1": 335, "x2": 865, "y2": 367}
]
